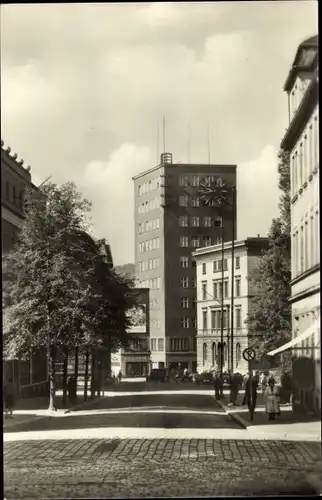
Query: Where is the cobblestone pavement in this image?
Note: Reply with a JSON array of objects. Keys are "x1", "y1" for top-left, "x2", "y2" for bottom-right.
[{"x1": 4, "y1": 439, "x2": 321, "y2": 498}]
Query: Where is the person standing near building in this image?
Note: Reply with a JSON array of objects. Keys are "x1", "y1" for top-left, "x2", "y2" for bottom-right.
[
  {"x1": 245, "y1": 373, "x2": 258, "y2": 417},
  {"x1": 117, "y1": 370, "x2": 122, "y2": 384},
  {"x1": 213, "y1": 373, "x2": 221, "y2": 400},
  {"x1": 4, "y1": 378, "x2": 16, "y2": 419},
  {"x1": 265, "y1": 377, "x2": 280, "y2": 420}
]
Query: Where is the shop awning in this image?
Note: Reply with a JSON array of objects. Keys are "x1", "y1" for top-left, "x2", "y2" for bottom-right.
[{"x1": 267, "y1": 323, "x2": 319, "y2": 356}]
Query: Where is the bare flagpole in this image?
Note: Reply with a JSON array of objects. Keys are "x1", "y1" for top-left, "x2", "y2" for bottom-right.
[
  {"x1": 157, "y1": 125, "x2": 160, "y2": 164},
  {"x1": 207, "y1": 124, "x2": 211, "y2": 164},
  {"x1": 163, "y1": 116, "x2": 166, "y2": 153}
]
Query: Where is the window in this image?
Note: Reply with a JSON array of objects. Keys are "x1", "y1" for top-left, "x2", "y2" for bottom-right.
[
  {"x1": 157, "y1": 338, "x2": 164, "y2": 351},
  {"x1": 218, "y1": 260, "x2": 222, "y2": 271},
  {"x1": 179, "y1": 215, "x2": 188, "y2": 227},
  {"x1": 156, "y1": 277, "x2": 160, "y2": 289},
  {"x1": 224, "y1": 281, "x2": 228, "y2": 298},
  {"x1": 191, "y1": 236, "x2": 200, "y2": 248},
  {"x1": 202, "y1": 263, "x2": 207, "y2": 275},
  {"x1": 213, "y1": 261, "x2": 217, "y2": 272},
  {"x1": 191, "y1": 216, "x2": 200, "y2": 227},
  {"x1": 191, "y1": 196, "x2": 200, "y2": 207},
  {"x1": 304, "y1": 221, "x2": 309, "y2": 271},
  {"x1": 224, "y1": 342, "x2": 227, "y2": 363},
  {"x1": 179, "y1": 175, "x2": 189, "y2": 187},
  {"x1": 202, "y1": 310, "x2": 208, "y2": 330},
  {"x1": 203, "y1": 236, "x2": 211, "y2": 247},
  {"x1": 235, "y1": 256, "x2": 240, "y2": 269},
  {"x1": 203, "y1": 343, "x2": 207, "y2": 366},
  {"x1": 180, "y1": 236, "x2": 189, "y2": 247},
  {"x1": 212, "y1": 343, "x2": 216, "y2": 366},
  {"x1": 235, "y1": 278, "x2": 241, "y2": 297},
  {"x1": 192, "y1": 318, "x2": 197, "y2": 329},
  {"x1": 218, "y1": 282, "x2": 223, "y2": 299},
  {"x1": 236, "y1": 308, "x2": 241, "y2": 329},
  {"x1": 300, "y1": 226, "x2": 304, "y2": 273},
  {"x1": 310, "y1": 217, "x2": 314, "y2": 266},
  {"x1": 180, "y1": 256, "x2": 189, "y2": 268},
  {"x1": 204, "y1": 216, "x2": 212, "y2": 227},
  {"x1": 191, "y1": 175, "x2": 200, "y2": 187},
  {"x1": 181, "y1": 297, "x2": 189, "y2": 308},
  {"x1": 211, "y1": 310, "x2": 216, "y2": 329},
  {"x1": 156, "y1": 218, "x2": 160, "y2": 229},
  {"x1": 18, "y1": 191, "x2": 23, "y2": 209},
  {"x1": 156, "y1": 237, "x2": 160, "y2": 249},
  {"x1": 181, "y1": 277, "x2": 189, "y2": 288},
  {"x1": 5, "y1": 181, "x2": 10, "y2": 200},
  {"x1": 192, "y1": 278, "x2": 196, "y2": 288},
  {"x1": 202, "y1": 282, "x2": 207, "y2": 300},
  {"x1": 223, "y1": 309, "x2": 228, "y2": 329},
  {"x1": 299, "y1": 142, "x2": 304, "y2": 186},
  {"x1": 150, "y1": 338, "x2": 157, "y2": 351},
  {"x1": 191, "y1": 258, "x2": 196, "y2": 267},
  {"x1": 213, "y1": 281, "x2": 218, "y2": 299},
  {"x1": 236, "y1": 343, "x2": 241, "y2": 368},
  {"x1": 179, "y1": 195, "x2": 189, "y2": 207},
  {"x1": 223, "y1": 259, "x2": 228, "y2": 270},
  {"x1": 170, "y1": 338, "x2": 189, "y2": 351},
  {"x1": 181, "y1": 317, "x2": 189, "y2": 328},
  {"x1": 192, "y1": 298, "x2": 197, "y2": 309}
]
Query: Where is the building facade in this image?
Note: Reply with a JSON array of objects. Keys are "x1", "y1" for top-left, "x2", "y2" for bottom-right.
[
  {"x1": 279, "y1": 35, "x2": 320, "y2": 415},
  {"x1": 193, "y1": 237, "x2": 269, "y2": 374},
  {"x1": 1, "y1": 140, "x2": 48, "y2": 397},
  {"x1": 133, "y1": 153, "x2": 236, "y2": 372}
]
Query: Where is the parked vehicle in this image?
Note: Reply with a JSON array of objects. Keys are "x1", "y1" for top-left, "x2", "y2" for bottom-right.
[
  {"x1": 147, "y1": 369, "x2": 168, "y2": 383},
  {"x1": 194, "y1": 371, "x2": 214, "y2": 385}
]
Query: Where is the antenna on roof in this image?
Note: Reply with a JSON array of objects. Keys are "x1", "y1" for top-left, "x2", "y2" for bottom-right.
[
  {"x1": 187, "y1": 123, "x2": 191, "y2": 164},
  {"x1": 157, "y1": 125, "x2": 160, "y2": 165},
  {"x1": 38, "y1": 175, "x2": 52, "y2": 188},
  {"x1": 207, "y1": 124, "x2": 211, "y2": 164},
  {"x1": 163, "y1": 115, "x2": 166, "y2": 153}
]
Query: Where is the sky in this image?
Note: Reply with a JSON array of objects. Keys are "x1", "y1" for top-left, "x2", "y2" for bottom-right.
[{"x1": 1, "y1": 2, "x2": 318, "y2": 265}]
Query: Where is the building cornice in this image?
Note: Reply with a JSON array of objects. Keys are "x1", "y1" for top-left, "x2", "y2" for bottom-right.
[
  {"x1": 280, "y1": 77, "x2": 318, "y2": 151},
  {"x1": 290, "y1": 263, "x2": 320, "y2": 286},
  {"x1": 289, "y1": 284, "x2": 320, "y2": 304},
  {"x1": 193, "y1": 237, "x2": 269, "y2": 259},
  {"x1": 1, "y1": 205, "x2": 24, "y2": 229}
]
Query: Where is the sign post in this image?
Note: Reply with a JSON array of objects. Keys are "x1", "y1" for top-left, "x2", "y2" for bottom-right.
[{"x1": 242, "y1": 347, "x2": 256, "y2": 421}]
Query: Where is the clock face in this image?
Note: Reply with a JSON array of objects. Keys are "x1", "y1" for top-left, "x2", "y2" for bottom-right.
[{"x1": 198, "y1": 177, "x2": 228, "y2": 207}]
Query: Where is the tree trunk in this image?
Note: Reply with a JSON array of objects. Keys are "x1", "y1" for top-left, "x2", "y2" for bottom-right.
[
  {"x1": 84, "y1": 350, "x2": 89, "y2": 402},
  {"x1": 74, "y1": 346, "x2": 79, "y2": 385},
  {"x1": 62, "y1": 348, "x2": 69, "y2": 406},
  {"x1": 48, "y1": 345, "x2": 57, "y2": 411},
  {"x1": 90, "y1": 351, "x2": 96, "y2": 399}
]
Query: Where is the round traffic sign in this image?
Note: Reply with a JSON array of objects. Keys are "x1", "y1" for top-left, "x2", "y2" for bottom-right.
[{"x1": 242, "y1": 347, "x2": 256, "y2": 362}]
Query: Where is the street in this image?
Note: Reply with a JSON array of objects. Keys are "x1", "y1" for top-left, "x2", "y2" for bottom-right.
[{"x1": 4, "y1": 388, "x2": 321, "y2": 498}]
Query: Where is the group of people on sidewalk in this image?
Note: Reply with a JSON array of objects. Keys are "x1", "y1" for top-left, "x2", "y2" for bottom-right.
[{"x1": 212, "y1": 370, "x2": 282, "y2": 421}]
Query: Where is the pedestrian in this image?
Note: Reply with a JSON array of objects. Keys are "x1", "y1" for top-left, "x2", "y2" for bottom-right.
[
  {"x1": 245, "y1": 373, "x2": 258, "y2": 418},
  {"x1": 67, "y1": 376, "x2": 75, "y2": 404},
  {"x1": 117, "y1": 370, "x2": 122, "y2": 384},
  {"x1": 265, "y1": 377, "x2": 280, "y2": 420},
  {"x1": 213, "y1": 373, "x2": 221, "y2": 400},
  {"x1": 242, "y1": 373, "x2": 249, "y2": 405},
  {"x1": 4, "y1": 378, "x2": 16, "y2": 419},
  {"x1": 229, "y1": 373, "x2": 240, "y2": 406}
]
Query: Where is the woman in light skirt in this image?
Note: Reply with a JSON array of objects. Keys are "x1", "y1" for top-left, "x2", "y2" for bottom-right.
[{"x1": 265, "y1": 377, "x2": 280, "y2": 420}]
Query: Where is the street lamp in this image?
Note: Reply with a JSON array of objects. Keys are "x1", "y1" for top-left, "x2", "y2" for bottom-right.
[{"x1": 198, "y1": 179, "x2": 236, "y2": 374}]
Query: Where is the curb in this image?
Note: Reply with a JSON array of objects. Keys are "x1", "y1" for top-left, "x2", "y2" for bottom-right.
[
  {"x1": 63, "y1": 395, "x2": 104, "y2": 414},
  {"x1": 216, "y1": 400, "x2": 248, "y2": 429}
]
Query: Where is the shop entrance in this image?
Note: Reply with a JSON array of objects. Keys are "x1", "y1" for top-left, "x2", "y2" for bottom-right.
[{"x1": 125, "y1": 362, "x2": 148, "y2": 377}]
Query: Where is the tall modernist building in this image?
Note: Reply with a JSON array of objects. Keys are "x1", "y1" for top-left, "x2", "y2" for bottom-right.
[
  {"x1": 270, "y1": 35, "x2": 319, "y2": 416},
  {"x1": 133, "y1": 153, "x2": 236, "y2": 372}
]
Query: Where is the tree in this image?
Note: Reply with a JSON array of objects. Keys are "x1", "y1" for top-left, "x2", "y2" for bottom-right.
[
  {"x1": 246, "y1": 150, "x2": 292, "y2": 372},
  {"x1": 3, "y1": 182, "x2": 102, "y2": 410}
]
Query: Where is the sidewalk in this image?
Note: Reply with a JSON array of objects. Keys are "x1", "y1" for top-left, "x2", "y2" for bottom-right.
[
  {"x1": 217, "y1": 399, "x2": 321, "y2": 442},
  {"x1": 3, "y1": 390, "x2": 100, "y2": 431}
]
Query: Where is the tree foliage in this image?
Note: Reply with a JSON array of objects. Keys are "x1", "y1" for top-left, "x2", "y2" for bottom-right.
[
  {"x1": 246, "y1": 150, "x2": 292, "y2": 370},
  {"x1": 3, "y1": 182, "x2": 139, "y2": 408}
]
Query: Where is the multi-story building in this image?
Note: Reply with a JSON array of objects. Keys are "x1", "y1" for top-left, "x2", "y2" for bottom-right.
[
  {"x1": 1, "y1": 140, "x2": 48, "y2": 397},
  {"x1": 133, "y1": 153, "x2": 236, "y2": 372},
  {"x1": 193, "y1": 237, "x2": 269, "y2": 374},
  {"x1": 274, "y1": 35, "x2": 320, "y2": 416}
]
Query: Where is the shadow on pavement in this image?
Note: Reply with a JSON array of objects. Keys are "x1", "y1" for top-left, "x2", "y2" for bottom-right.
[{"x1": 4, "y1": 410, "x2": 239, "y2": 433}]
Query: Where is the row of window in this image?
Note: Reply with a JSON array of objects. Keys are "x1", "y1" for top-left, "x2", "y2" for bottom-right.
[
  {"x1": 138, "y1": 238, "x2": 160, "y2": 253},
  {"x1": 137, "y1": 258, "x2": 160, "y2": 272},
  {"x1": 137, "y1": 178, "x2": 160, "y2": 196},
  {"x1": 292, "y1": 210, "x2": 320, "y2": 277},
  {"x1": 179, "y1": 175, "x2": 224, "y2": 188},
  {"x1": 202, "y1": 342, "x2": 242, "y2": 368},
  {"x1": 180, "y1": 235, "x2": 213, "y2": 248},
  {"x1": 140, "y1": 277, "x2": 161, "y2": 289},
  {"x1": 138, "y1": 218, "x2": 160, "y2": 234},
  {"x1": 180, "y1": 277, "x2": 196, "y2": 288},
  {"x1": 201, "y1": 256, "x2": 240, "y2": 274},
  {"x1": 180, "y1": 297, "x2": 197, "y2": 309},
  {"x1": 180, "y1": 317, "x2": 197, "y2": 329},
  {"x1": 201, "y1": 307, "x2": 242, "y2": 330},
  {"x1": 5, "y1": 182, "x2": 24, "y2": 209},
  {"x1": 180, "y1": 256, "x2": 196, "y2": 268},
  {"x1": 138, "y1": 198, "x2": 161, "y2": 214},
  {"x1": 179, "y1": 195, "x2": 225, "y2": 208},
  {"x1": 179, "y1": 215, "x2": 220, "y2": 228},
  {"x1": 150, "y1": 338, "x2": 164, "y2": 351},
  {"x1": 291, "y1": 113, "x2": 318, "y2": 197},
  {"x1": 201, "y1": 277, "x2": 241, "y2": 300},
  {"x1": 126, "y1": 339, "x2": 149, "y2": 352}
]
